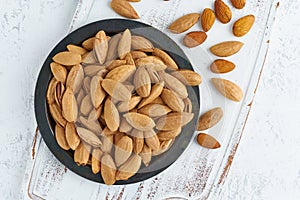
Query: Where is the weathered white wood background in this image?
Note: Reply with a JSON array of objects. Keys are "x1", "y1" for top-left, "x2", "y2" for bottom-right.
[{"x1": 0, "y1": 0, "x2": 300, "y2": 199}]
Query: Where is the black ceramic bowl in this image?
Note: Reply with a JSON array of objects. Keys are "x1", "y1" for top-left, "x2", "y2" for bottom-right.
[{"x1": 35, "y1": 19, "x2": 200, "y2": 184}]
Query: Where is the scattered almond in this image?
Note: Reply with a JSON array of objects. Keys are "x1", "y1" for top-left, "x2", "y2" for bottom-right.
[
  {"x1": 233, "y1": 14, "x2": 255, "y2": 37},
  {"x1": 231, "y1": 0, "x2": 246, "y2": 9},
  {"x1": 183, "y1": 31, "x2": 207, "y2": 48},
  {"x1": 211, "y1": 78, "x2": 243, "y2": 102},
  {"x1": 198, "y1": 107, "x2": 223, "y2": 131},
  {"x1": 210, "y1": 41, "x2": 244, "y2": 57},
  {"x1": 201, "y1": 8, "x2": 216, "y2": 32},
  {"x1": 197, "y1": 133, "x2": 221, "y2": 149},
  {"x1": 110, "y1": 0, "x2": 140, "y2": 19},
  {"x1": 168, "y1": 13, "x2": 200, "y2": 33},
  {"x1": 210, "y1": 59, "x2": 235, "y2": 74},
  {"x1": 214, "y1": 0, "x2": 232, "y2": 24}
]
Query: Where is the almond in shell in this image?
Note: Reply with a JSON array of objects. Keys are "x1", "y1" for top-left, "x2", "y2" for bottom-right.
[
  {"x1": 135, "y1": 56, "x2": 167, "y2": 71},
  {"x1": 52, "y1": 51, "x2": 82, "y2": 66},
  {"x1": 49, "y1": 103, "x2": 67, "y2": 127},
  {"x1": 119, "y1": 117, "x2": 133, "y2": 133},
  {"x1": 160, "y1": 72, "x2": 188, "y2": 98},
  {"x1": 201, "y1": 8, "x2": 216, "y2": 32},
  {"x1": 62, "y1": 87, "x2": 78, "y2": 122},
  {"x1": 47, "y1": 78, "x2": 57, "y2": 104},
  {"x1": 74, "y1": 142, "x2": 91, "y2": 166},
  {"x1": 138, "y1": 104, "x2": 172, "y2": 118},
  {"x1": 123, "y1": 112, "x2": 155, "y2": 131},
  {"x1": 91, "y1": 148, "x2": 103, "y2": 174},
  {"x1": 131, "y1": 51, "x2": 147, "y2": 60},
  {"x1": 55, "y1": 124, "x2": 70, "y2": 150},
  {"x1": 170, "y1": 69, "x2": 202, "y2": 86},
  {"x1": 131, "y1": 129, "x2": 144, "y2": 154},
  {"x1": 82, "y1": 51, "x2": 97, "y2": 64},
  {"x1": 214, "y1": 0, "x2": 232, "y2": 24},
  {"x1": 80, "y1": 95, "x2": 93, "y2": 116},
  {"x1": 140, "y1": 145, "x2": 152, "y2": 166},
  {"x1": 110, "y1": 0, "x2": 140, "y2": 19},
  {"x1": 156, "y1": 112, "x2": 194, "y2": 131},
  {"x1": 197, "y1": 133, "x2": 221, "y2": 149},
  {"x1": 82, "y1": 37, "x2": 95, "y2": 51},
  {"x1": 233, "y1": 15, "x2": 255, "y2": 37},
  {"x1": 118, "y1": 29, "x2": 132, "y2": 59},
  {"x1": 94, "y1": 30, "x2": 108, "y2": 64},
  {"x1": 157, "y1": 127, "x2": 181, "y2": 141},
  {"x1": 104, "y1": 98, "x2": 120, "y2": 132},
  {"x1": 138, "y1": 81, "x2": 164, "y2": 109},
  {"x1": 152, "y1": 139, "x2": 174, "y2": 156},
  {"x1": 101, "y1": 79, "x2": 131, "y2": 101},
  {"x1": 183, "y1": 31, "x2": 207, "y2": 48},
  {"x1": 79, "y1": 116, "x2": 102, "y2": 136},
  {"x1": 67, "y1": 44, "x2": 87, "y2": 55},
  {"x1": 100, "y1": 134, "x2": 114, "y2": 153},
  {"x1": 101, "y1": 153, "x2": 116, "y2": 185},
  {"x1": 211, "y1": 78, "x2": 243, "y2": 102},
  {"x1": 131, "y1": 35, "x2": 154, "y2": 52},
  {"x1": 133, "y1": 66, "x2": 151, "y2": 97},
  {"x1": 76, "y1": 127, "x2": 102, "y2": 147},
  {"x1": 84, "y1": 65, "x2": 106, "y2": 77},
  {"x1": 90, "y1": 76, "x2": 106, "y2": 108},
  {"x1": 105, "y1": 64, "x2": 136, "y2": 82},
  {"x1": 115, "y1": 136, "x2": 133, "y2": 166},
  {"x1": 197, "y1": 107, "x2": 223, "y2": 131},
  {"x1": 50, "y1": 62, "x2": 67, "y2": 84},
  {"x1": 65, "y1": 122, "x2": 80, "y2": 150},
  {"x1": 168, "y1": 13, "x2": 200, "y2": 33},
  {"x1": 144, "y1": 129, "x2": 160, "y2": 151},
  {"x1": 152, "y1": 48, "x2": 178, "y2": 70},
  {"x1": 106, "y1": 33, "x2": 121, "y2": 61},
  {"x1": 161, "y1": 89, "x2": 184, "y2": 112},
  {"x1": 116, "y1": 154, "x2": 141, "y2": 181},
  {"x1": 210, "y1": 41, "x2": 244, "y2": 57},
  {"x1": 66, "y1": 64, "x2": 84, "y2": 94},
  {"x1": 117, "y1": 95, "x2": 142, "y2": 112},
  {"x1": 107, "y1": 59, "x2": 127, "y2": 71}
]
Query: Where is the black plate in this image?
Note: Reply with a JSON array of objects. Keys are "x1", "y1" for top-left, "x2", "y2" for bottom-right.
[{"x1": 34, "y1": 19, "x2": 200, "y2": 184}]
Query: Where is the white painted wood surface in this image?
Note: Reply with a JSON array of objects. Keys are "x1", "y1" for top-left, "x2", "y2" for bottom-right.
[{"x1": 1, "y1": 0, "x2": 300, "y2": 199}]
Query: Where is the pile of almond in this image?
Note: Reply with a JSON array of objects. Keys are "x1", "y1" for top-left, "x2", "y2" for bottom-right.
[{"x1": 47, "y1": 29, "x2": 201, "y2": 185}]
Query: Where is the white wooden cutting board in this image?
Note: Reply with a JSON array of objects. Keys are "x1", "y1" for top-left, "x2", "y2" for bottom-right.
[{"x1": 21, "y1": 0, "x2": 279, "y2": 199}]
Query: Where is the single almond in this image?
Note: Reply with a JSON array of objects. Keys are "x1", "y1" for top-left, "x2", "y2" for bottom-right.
[
  {"x1": 210, "y1": 59, "x2": 235, "y2": 73},
  {"x1": 183, "y1": 31, "x2": 207, "y2": 48},
  {"x1": 79, "y1": 116, "x2": 102, "y2": 136},
  {"x1": 131, "y1": 129, "x2": 144, "y2": 154},
  {"x1": 157, "y1": 127, "x2": 181, "y2": 141},
  {"x1": 101, "y1": 153, "x2": 116, "y2": 185},
  {"x1": 118, "y1": 29, "x2": 132, "y2": 59},
  {"x1": 104, "y1": 98, "x2": 120, "y2": 132},
  {"x1": 140, "y1": 145, "x2": 152, "y2": 166},
  {"x1": 82, "y1": 37, "x2": 95, "y2": 51},
  {"x1": 134, "y1": 66, "x2": 151, "y2": 97},
  {"x1": 168, "y1": 13, "x2": 200, "y2": 33},
  {"x1": 152, "y1": 48, "x2": 178, "y2": 70},
  {"x1": 161, "y1": 89, "x2": 184, "y2": 112},
  {"x1": 131, "y1": 51, "x2": 147, "y2": 60},
  {"x1": 160, "y1": 72, "x2": 188, "y2": 98},
  {"x1": 156, "y1": 112, "x2": 194, "y2": 131},
  {"x1": 211, "y1": 78, "x2": 243, "y2": 102},
  {"x1": 62, "y1": 87, "x2": 78, "y2": 122},
  {"x1": 55, "y1": 124, "x2": 70, "y2": 150},
  {"x1": 107, "y1": 59, "x2": 127, "y2": 71},
  {"x1": 201, "y1": 8, "x2": 216, "y2": 32},
  {"x1": 105, "y1": 64, "x2": 136, "y2": 82},
  {"x1": 117, "y1": 95, "x2": 142, "y2": 112},
  {"x1": 197, "y1": 133, "x2": 221, "y2": 149},
  {"x1": 210, "y1": 41, "x2": 244, "y2": 57},
  {"x1": 233, "y1": 14, "x2": 255, "y2": 37},
  {"x1": 65, "y1": 122, "x2": 80, "y2": 150},
  {"x1": 101, "y1": 79, "x2": 131, "y2": 101},
  {"x1": 135, "y1": 56, "x2": 167, "y2": 71},
  {"x1": 123, "y1": 112, "x2": 155, "y2": 131},
  {"x1": 67, "y1": 44, "x2": 87, "y2": 55},
  {"x1": 80, "y1": 95, "x2": 93, "y2": 116},
  {"x1": 138, "y1": 103, "x2": 172, "y2": 117},
  {"x1": 66, "y1": 64, "x2": 84, "y2": 94},
  {"x1": 144, "y1": 129, "x2": 160, "y2": 151},
  {"x1": 94, "y1": 30, "x2": 108, "y2": 64},
  {"x1": 50, "y1": 62, "x2": 67, "y2": 84},
  {"x1": 106, "y1": 33, "x2": 121, "y2": 61},
  {"x1": 197, "y1": 107, "x2": 223, "y2": 131},
  {"x1": 84, "y1": 65, "x2": 106, "y2": 77},
  {"x1": 90, "y1": 76, "x2": 106, "y2": 108},
  {"x1": 131, "y1": 35, "x2": 154, "y2": 52},
  {"x1": 214, "y1": 0, "x2": 232, "y2": 24},
  {"x1": 47, "y1": 78, "x2": 57, "y2": 104},
  {"x1": 231, "y1": 0, "x2": 246, "y2": 9},
  {"x1": 52, "y1": 51, "x2": 82, "y2": 66},
  {"x1": 110, "y1": 0, "x2": 140, "y2": 19},
  {"x1": 76, "y1": 127, "x2": 102, "y2": 147},
  {"x1": 49, "y1": 103, "x2": 67, "y2": 127},
  {"x1": 115, "y1": 136, "x2": 133, "y2": 166},
  {"x1": 116, "y1": 154, "x2": 141, "y2": 181},
  {"x1": 91, "y1": 148, "x2": 103, "y2": 174},
  {"x1": 170, "y1": 69, "x2": 202, "y2": 86},
  {"x1": 100, "y1": 134, "x2": 114, "y2": 153},
  {"x1": 74, "y1": 142, "x2": 91, "y2": 166}
]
